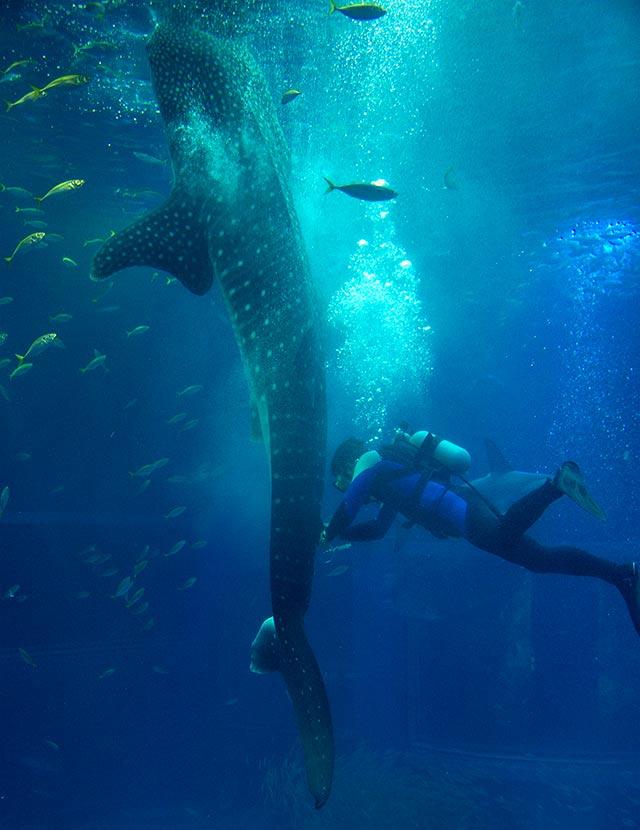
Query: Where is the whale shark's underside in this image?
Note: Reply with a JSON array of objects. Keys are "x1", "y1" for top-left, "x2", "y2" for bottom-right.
[{"x1": 92, "y1": 13, "x2": 333, "y2": 808}]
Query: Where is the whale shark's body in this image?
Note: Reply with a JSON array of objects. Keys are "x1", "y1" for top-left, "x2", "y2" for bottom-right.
[
  {"x1": 92, "y1": 15, "x2": 333, "y2": 807},
  {"x1": 463, "y1": 440, "x2": 548, "y2": 514}
]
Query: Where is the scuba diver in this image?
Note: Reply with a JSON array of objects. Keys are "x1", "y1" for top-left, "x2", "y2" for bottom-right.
[{"x1": 320, "y1": 429, "x2": 640, "y2": 639}]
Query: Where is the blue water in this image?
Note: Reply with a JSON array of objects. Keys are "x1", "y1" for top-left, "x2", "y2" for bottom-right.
[{"x1": 1, "y1": 0, "x2": 639, "y2": 827}]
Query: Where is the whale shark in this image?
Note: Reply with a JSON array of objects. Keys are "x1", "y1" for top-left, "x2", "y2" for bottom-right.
[
  {"x1": 466, "y1": 439, "x2": 548, "y2": 514},
  {"x1": 91, "y1": 10, "x2": 333, "y2": 808}
]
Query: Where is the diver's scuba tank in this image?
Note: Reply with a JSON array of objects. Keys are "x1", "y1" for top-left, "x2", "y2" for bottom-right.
[{"x1": 408, "y1": 430, "x2": 471, "y2": 475}]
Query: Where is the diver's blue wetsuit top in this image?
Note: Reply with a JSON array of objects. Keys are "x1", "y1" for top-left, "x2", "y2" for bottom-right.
[{"x1": 325, "y1": 459, "x2": 467, "y2": 542}]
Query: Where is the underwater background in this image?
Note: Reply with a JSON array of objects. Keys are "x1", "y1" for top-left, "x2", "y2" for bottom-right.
[{"x1": 1, "y1": 0, "x2": 639, "y2": 827}]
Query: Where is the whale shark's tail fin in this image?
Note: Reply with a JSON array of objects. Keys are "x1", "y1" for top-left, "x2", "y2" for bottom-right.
[
  {"x1": 250, "y1": 615, "x2": 334, "y2": 807},
  {"x1": 276, "y1": 616, "x2": 334, "y2": 809},
  {"x1": 91, "y1": 186, "x2": 214, "y2": 295}
]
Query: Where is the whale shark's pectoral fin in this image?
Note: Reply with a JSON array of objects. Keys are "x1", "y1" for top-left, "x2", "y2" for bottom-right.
[{"x1": 91, "y1": 187, "x2": 214, "y2": 295}]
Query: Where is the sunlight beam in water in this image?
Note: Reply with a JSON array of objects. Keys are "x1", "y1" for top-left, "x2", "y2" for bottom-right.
[{"x1": 327, "y1": 208, "x2": 432, "y2": 439}]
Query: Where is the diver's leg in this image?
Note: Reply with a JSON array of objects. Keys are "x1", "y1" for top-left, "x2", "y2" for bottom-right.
[
  {"x1": 483, "y1": 534, "x2": 640, "y2": 638},
  {"x1": 499, "y1": 462, "x2": 605, "y2": 545},
  {"x1": 499, "y1": 479, "x2": 561, "y2": 544}
]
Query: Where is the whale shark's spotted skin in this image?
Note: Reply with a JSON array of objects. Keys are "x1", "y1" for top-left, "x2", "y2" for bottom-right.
[{"x1": 93, "y1": 17, "x2": 333, "y2": 808}]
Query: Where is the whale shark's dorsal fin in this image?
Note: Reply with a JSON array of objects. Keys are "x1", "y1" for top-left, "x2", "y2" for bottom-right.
[
  {"x1": 92, "y1": 185, "x2": 214, "y2": 295},
  {"x1": 485, "y1": 438, "x2": 513, "y2": 475}
]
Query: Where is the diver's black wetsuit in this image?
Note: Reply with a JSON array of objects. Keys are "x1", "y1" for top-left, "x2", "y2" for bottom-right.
[{"x1": 325, "y1": 460, "x2": 634, "y2": 595}]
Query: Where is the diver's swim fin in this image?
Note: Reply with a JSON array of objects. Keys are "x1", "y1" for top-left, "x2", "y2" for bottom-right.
[{"x1": 554, "y1": 461, "x2": 606, "y2": 521}]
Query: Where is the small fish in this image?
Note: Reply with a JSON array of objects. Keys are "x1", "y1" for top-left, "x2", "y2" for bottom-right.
[
  {"x1": 4, "y1": 583, "x2": 19, "y2": 599},
  {"x1": 0, "y1": 333, "x2": 7, "y2": 346},
  {"x1": 324, "y1": 177, "x2": 397, "y2": 201},
  {"x1": 40, "y1": 74, "x2": 89, "y2": 93},
  {"x1": 327, "y1": 564, "x2": 350, "y2": 577},
  {"x1": 325, "y1": 542, "x2": 352, "y2": 554},
  {"x1": 78, "y1": 544, "x2": 97, "y2": 558},
  {"x1": 125, "y1": 587, "x2": 145, "y2": 608},
  {"x1": 136, "y1": 544, "x2": 150, "y2": 562},
  {"x1": 16, "y1": 19, "x2": 48, "y2": 32},
  {"x1": 164, "y1": 506, "x2": 186, "y2": 519},
  {"x1": 2, "y1": 60, "x2": 33, "y2": 75},
  {"x1": 15, "y1": 207, "x2": 43, "y2": 216},
  {"x1": 10, "y1": 362, "x2": 33, "y2": 380},
  {"x1": 16, "y1": 332, "x2": 64, "y2": 363},
  {"x1": 0, "y1": 184, "x2": 33, "y2": 200},
  {"x1": 190, "y1": 540, "x2": 207, "y2": 550},
  {"x1": 328, "y1": 0, "x2": 387, "y2": 19},
  {"x1": 73, "y1": 39, "x2": 117, "y2": 58},
  {"x1": 152, "y1": 665, "x2": 169, "y2": 674},
  {"x1": 98, "y1": 667, "x2": 116, "y2": 679},
  {"x1": 165, "y1": 540, "x2": 187, "y2": 557},
  {"x1": 126, "y1": 325, "x2": 150, "y2": 338},
  {"x1": 74, "y1": 590, "x2": 91, "y2": 599},
  {"x1": 113, "y1": 576, "x2": 133, "y2": 598},
  {"x1": 224, "y1": 697, "x2": 239, "y2": 706},
  {"x1": 4, "y1": 231, "x2": 46, "y2": 264},
  {"x1": 62, "y1": 256, "x2": 78, "y2": 268},
  {"x1": 23, "y1": 220, "x2": 48, "y2": 230},
  {"x1": 180, "y1": 419, "x2": 199, "y2": 432},
  {"x1": 177, "y1": 384, "x2": 203, "y2": 397},
  {"x1": 134, "y1": 479, "x2": 151, "y2": 496},
  {"x1": 131, "y1": 457, "x2": 169, "y2": 477},
  {"x1": 167, "y1": 475, "x2": 188, "y2": 483},
  {"x1": 166, "y1": 412, "x2": 187, "y2": 425},
  {"x1": 85, "y1": 552, "x2": 111, "y2": 565},
  {"x1": 50, "y1": 485, "x2": 64, "y2": 495},
  {"x1": 0, "y1": 296, "x2": 13, "y2": 305},
  {"x1": 35, "y1": 179, "x2": 84, "y2": 203},
  {"x1": 133, "y1": 560, "x2": 148, "y2": 576},
  {"x1": 44, "y1": 739, "x2": 59, "y2": 751},
  {"x1": 5, "y1": 85, "x2": 44, "y2": 112},
  {"x1": 281, "y1": 88, "x2": 301, "y2": 105},
  {"x1": 15, "y1": 451, "x2": 31, "y2": 461},
  {"x1": 84, "y1": 230, "x2": 114, "y2": 248},
  {"x1": 0, "y1": 485, "x2": 9, "y2": 515},
  {"x1": 129, "y1": 601, "x2": 149, "y2": 616},
  {"x1": 178, "y1": 577, "x2": 197, "y2": 591},
  {"x1": 0, "y1": 384, "x2": 11, "y2": 401},
  {"x1": 80, "y1": 350, "x2": 107, "y2": 374},
  {"x1": 99, "y1": 567, "x2": 119, "y2": 578},
  {"x1": 140, "y1": 618, "x2": 155, "y2": 632},
  {"x1": 19, "y1": 647, "x2": 37, "y2": 667},
  {"x1": 133, "y1": 151, "x2": 167, "y2": 166},
  {"x1": 443, "y1": 165, "x2": 459, "y2": 190},
  {"x1": 49, "y1": 313, "x2": 72, "y2": 323}
]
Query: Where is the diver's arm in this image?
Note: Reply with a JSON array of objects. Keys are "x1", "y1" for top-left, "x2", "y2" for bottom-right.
[
  {"x1": 325, "y1": 466, "x2": 377, "y2": 542},
  {"x1": 340, "y1": 503, "x2": 397, "y2": 541}
]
